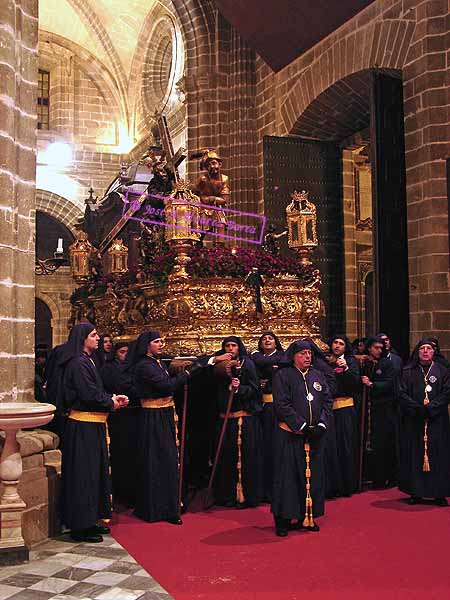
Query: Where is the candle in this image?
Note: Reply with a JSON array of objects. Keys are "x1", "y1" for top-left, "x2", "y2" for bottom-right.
[{"x1": 56, "y1": 238, "x2": 63, "y2": 254}]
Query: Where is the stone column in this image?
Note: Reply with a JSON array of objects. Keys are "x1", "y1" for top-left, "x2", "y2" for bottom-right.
[
  {"x1": 403, "y1": 0, "x2": 450, "y2": 354},
  {"x1": 0, "y1": 0, "x2": 38, "y2": 565},
  {"x1": 0, "y1": 0, "x2": 38, "y2": 403}
]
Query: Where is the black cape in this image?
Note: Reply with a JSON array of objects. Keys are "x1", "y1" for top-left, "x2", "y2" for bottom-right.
[
  {"x1": 61, "y1": 353, "x2": 114, "y2": 531},
  {"x1": 329, "y1": 355, "x2": 361, "y2": 496},
  {"x1": 133, "y1": 355, "x2": 188, "y2": 522},
  {"x1": 212, "y1": 356, "x2": 264, "y2": 506},
  {"x1": 398, "y1": 362, "x2": 450, "y2": 498},
  {"x1": 363, "y1": 357, "x2": 399, "y2": 485},
  {"x1": 271, "y1": 366, "x2": 333, "y2": 519},
  {"x1": 251, "y1": 349, "x2": 284, "y2": 499},
  {"x1": 101, "y1": 359, "x2": 138, "y2": 506}
]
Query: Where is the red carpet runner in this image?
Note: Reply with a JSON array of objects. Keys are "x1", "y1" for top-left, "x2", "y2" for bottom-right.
[{"x1": 111, "y1": 489, "x2": 450, "y2": 600}]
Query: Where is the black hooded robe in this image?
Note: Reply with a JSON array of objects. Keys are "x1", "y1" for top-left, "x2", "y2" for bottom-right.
[
  {"x1": 363, "y1": 357, "x2": 398, "y2": 486},
  {"x1": 212, "y1": 351, "x2": 263, "y2": 507},
  {"x1": 271, "y1": 366, "x2": 333, "y2": 520},
  {"x1": 251, "y1": 343, "x2": 284, "y2": 500},
  {"x1": 328, "y1": 350, "x2": 361, "y2": 496},
  {"x1": 100, "y1": 356, "x2": 138, "y2": 507},
  {"x1": 61, "y1": 353, "x2": 114, "y2": 531},
  {"x1": 398, "y1": 362, "x2": 450, "y2": 498},
  {"x1": 133, "y1": 355, "x2": 188, "y2": 522}
]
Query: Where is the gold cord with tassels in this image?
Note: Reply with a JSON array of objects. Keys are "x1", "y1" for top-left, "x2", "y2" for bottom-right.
[
  {"x1": 421, "y1": 363, "x2": 433, "y2": 472},
  {"x1": 303, "y1": 441, "x2": 314, "y2": 527},
  {"x1": 174, "y1": 407, "x2": 180, "y2": 459},
  {"x1": 236, "y1": 416, "x2": 245, "y2": 504}
]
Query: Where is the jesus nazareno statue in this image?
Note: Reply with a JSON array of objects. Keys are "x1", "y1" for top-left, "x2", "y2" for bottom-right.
[{"x1": 191, "y1": 149, "x2": 230, "y2": 243}]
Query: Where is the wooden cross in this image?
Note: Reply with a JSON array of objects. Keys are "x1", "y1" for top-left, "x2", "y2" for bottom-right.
[
  {"x1": 155, "y1": 112, "x2": 186, "y2": 185},
  {"x1": 98, "y1": 113, "x2": 186, "y2": 254}
]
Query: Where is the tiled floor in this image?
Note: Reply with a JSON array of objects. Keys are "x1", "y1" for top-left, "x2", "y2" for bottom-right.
[{"x1": 0, "y1": 534, "x2": 173, "y2": 600}]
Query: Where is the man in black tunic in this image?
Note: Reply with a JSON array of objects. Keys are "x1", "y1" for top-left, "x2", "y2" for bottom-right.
[
  {"x1": 251, "y1": 332, "x2": 284, "y2": 501},
  {"x1": 361, "y1": 336, "x2": 397, "y2": 487},
  {"x1": 326, "y1": 335, "x2": 361, "y2": 496},
  {"x1": 61, "y1": 323, "x2": 129, "y2": 542},
  {"x1": 377, "y1": 332, "x2": 403, "y2": 377},
  {"x1": 271, "y1": 340, "x2": 333, "y2": 536},
  {"x1": 398, "y1": 339, "x2": 450, "y2": 505},
  {"x1": 209, "y1": 336, "x2": 263, "y2": 508},
  {"x1": 132, "y1": 331, "x2": 190, "y2": 524},
  {"x1": 100, "y1": 342, "x2": 139, "y2": 507}
]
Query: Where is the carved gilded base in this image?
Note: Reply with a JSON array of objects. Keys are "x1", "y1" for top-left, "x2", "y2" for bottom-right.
[{"x1": 74, "y1": 273, "x2": 324, "y2": 355}]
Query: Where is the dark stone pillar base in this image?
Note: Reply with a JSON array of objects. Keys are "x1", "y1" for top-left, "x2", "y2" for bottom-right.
[{"x1": 0, "y1": 545, "x2": 29, "y2": 566}]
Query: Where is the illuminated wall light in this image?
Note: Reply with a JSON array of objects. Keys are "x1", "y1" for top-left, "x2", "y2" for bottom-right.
[
  {"x1": 42, "y1": 141, "x2": 73, "y2": 168},
  {"x1": 116, "y1": 123, "x2": 135, "y2": 154}
]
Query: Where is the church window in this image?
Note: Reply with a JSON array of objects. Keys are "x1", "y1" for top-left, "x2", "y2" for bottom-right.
[{"x1": 37, "y1": 70, "x2": 50, "y2": 130}]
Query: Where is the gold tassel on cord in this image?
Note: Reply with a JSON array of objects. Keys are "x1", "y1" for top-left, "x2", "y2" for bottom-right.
[
  {"x1": 302, "y1": 441, "x2": 314, "y2": 527},
  {"x1": 422, "y1": 397, "x2": 431, "y2": 473},
  {"x1": 236, "y1": 416, "x2": 245, "y2": 504}
]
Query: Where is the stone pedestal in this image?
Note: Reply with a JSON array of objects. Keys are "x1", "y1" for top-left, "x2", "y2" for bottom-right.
[
  {"x1": 0, "y1": 429, "x2": 27, "y2": 564},
  {"x1": 0, "y1": 403, "x2": 56, "y2": 565}
]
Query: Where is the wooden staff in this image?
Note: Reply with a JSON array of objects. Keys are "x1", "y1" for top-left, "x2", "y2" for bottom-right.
[
  {"x1": 204, "y1": 387, "x2": 235, "y2": 510},
  {"x1": 177, "y1": 382, "x2": 189, "y2": 514}
]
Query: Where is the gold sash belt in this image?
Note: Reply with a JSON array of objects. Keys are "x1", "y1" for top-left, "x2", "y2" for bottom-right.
[
  {"x1": 333, "y1": 396, "x2": 354, "y2": 410},
  {"x1": 69, "y1": 410, "x2": 108, "y2": 423},
  {"x1": 262, "y1": 393, "x2": 273, "y2": 404},
  {"x1": 141, "y1": 397, "x2": 174, "y2": 409},
  {"x1": 219, "y1": 410, "x2": 252, "y2": 419}
]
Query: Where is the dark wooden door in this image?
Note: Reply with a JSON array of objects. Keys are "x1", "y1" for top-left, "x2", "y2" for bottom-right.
[
  {"x1": 263, "y1": 136, "x2": 344, "y2": 339},
  {"x1": 370, "y1": 71, "x2": 409, "y2": 358}
]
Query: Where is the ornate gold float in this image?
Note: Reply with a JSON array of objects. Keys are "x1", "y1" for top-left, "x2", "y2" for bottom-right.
[{"x1": 70, "y1": 144, "x2": 324, "y2": 353}]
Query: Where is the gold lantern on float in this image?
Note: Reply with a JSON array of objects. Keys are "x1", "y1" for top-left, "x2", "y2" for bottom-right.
[
  {"x1": 104, "y1": 239, "x2": 128, "y2": 275},
  {"x1": 69, "y1": 231, "x2": 93, "y2": 282},
  {"x1": 165, "y1": 181, "x2": 201, "y2": 280},
  {"x1": 286, "y1": 190, "x2": 318, "y2": 265}
]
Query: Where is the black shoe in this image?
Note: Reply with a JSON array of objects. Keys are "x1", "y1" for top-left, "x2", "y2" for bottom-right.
[
  {"x1": 301, "y1": 521, "x2": 320, "y2": 532},
  {"x1": 223, "y1": 500, "x2": 237, "y2": 508},
  {"x1": 92, "y1": 524, "x2": 110, "y2": 535},
  {"x1": 435, "y1": 498, "x2": 448, "y2": 507},
  {"x1": 166, "y1": 517, "x2": 183, "y2": 525},
  {"x1": 237, "y1": 501, "x2": 257, "y2": 509},
  {"x1": 276, "y1": 527, "x2": 288, "y2": 537},
  {"x1": 407, "y1": 496, "x2": 421, "y2": 505},
  {"x1": 71, "y1": 529, "x2": 103, "y2": 543}
]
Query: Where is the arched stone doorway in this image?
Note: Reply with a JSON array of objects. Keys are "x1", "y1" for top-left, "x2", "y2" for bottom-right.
[
  {"x1": 35, "y1": 298, "x2": 53, "y2": 350},
  {"x1": 263, "y1": 68, "x2": 409, "y2": 356},
  {"x1": 35, "y1": 210, "x2": 76, "y2": 347}
]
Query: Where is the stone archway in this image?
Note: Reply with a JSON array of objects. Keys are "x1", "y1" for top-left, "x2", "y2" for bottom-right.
[
  {"x1": 279, "y1": 19, "x2": 416, "y2": 136},
  {"x1": 35, "y1": 190, "x2": 83, "y2": 234}
]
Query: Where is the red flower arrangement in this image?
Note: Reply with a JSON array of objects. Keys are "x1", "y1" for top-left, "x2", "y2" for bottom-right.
[
  {"x1": 186, "y1": 245, "x2": 315, "y2": 282},
  {"x1": 71, "y1": 245, "x2": 315, "y2": 305}
]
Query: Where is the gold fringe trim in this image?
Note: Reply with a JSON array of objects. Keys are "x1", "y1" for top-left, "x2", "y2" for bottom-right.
[
  {"x1": 236, "y1": 416, "x2": 245, "y2": 504},
  {"x1": 302, "y1": 441, "x2": 314, "y2": 527}
]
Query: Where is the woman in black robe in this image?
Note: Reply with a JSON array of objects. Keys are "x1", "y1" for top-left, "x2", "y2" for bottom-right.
[
  {"x1": 251, "y1": 331, "x2": 284, "y2": 500},
  {"x1": 132, "y1": 331, "x2": 189, "y2": 524},
  {"x1": 398, "y1": 339, "x2": 450, "y2": 505},
  {"x1": 209, "y1": 336, "x2": 263, "y2": 508},
  {"x1": 326, "y1": 335, "x2": 361, "y2": 496},
  {"x1": 271, "y1": 340, "x2": 333, "y2": 536},
  {"x1": 101, "y1": 342, "x2": 138, "y2": 507},
  {"x1": 60, "y1": 323, "x2": 128, "y2": 542}
]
